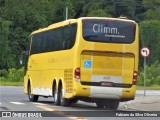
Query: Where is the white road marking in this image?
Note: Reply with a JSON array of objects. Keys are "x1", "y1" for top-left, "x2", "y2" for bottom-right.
[
  {"x1": 0, "y1": 102, "x2": 1, "y2": 105},
  {"x1": 32, "y1": 102, "x2": 48, "y2": 106},
  {"x1": 10, "y1": 102, "x2": 25, "y2": 105}
]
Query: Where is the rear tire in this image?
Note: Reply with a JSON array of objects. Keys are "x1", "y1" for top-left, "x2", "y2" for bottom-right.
[
  {"x1": 96, "y1": 99, "x2": 118, "y2": 109},
  {"x1": 95, "y1": 100, "x2": 105, "y2": 108},
  {"x1": 70, "y1": 98, "x2": 78, "y2": 104},
  {"x1": 27, "y1": 82, "x2": 39, "y2": 102},
  {"x1": 109, "y1": 100, "x2": 119, "y2": 110},
  {"x1": 59, "y1": 85, "x2": 71, "y2": 106},
  {"x1": 53, "y1": 84, "x2": 60, "y2": 105}
]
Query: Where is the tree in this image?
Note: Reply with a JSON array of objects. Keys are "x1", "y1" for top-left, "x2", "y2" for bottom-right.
[
  {"x1": 143, "y1": 0, "x2": 160, "y2": 20},
  {"x1": 82, "y1": 1, "x2": 111, "y2": 17},
  {"x1": 0, "y1": 20, "x2": 16, "y2": 69},
  {"x1": 0, "y1": 0, "x2": 49, "y2": 68},
  {"x1": 72, "y1": 0, "x2": 86, "y2": 18},
  {"x1": 113, "y1": 0, "x2": 136, "y2": 19},
  {"x1": 140, "y1": 20, "x2": 160, "y2": 66},
  {"x1": 144, "y1": 7, "x2": 160, "y2": 20}
]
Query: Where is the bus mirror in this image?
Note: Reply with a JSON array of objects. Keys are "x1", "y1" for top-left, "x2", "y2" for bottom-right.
[
  {"x1": 20, "y1": 57, "x2": 23, "y2": 65},
  {"x1": 19, "y1": 51, "x2": 27, "y2": 66}
]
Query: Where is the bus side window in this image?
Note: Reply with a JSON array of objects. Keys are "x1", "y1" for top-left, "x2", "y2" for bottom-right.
[
  {"x1": 62, "y1": 24, "x2": 77, "y2": 49},
  {"x1": 41, "y1": 32, "x2": 48, "y2": 53},
  {"x1": 67, "y1": 24, "x2": 77, "y2": 49},
  {"x1": 47, "y1": 30, "x2": 54, "y2": 52},
  {"x1": 30, "y1": 23, "x2": 77, "y2": 54},
  {"x1": 62, "y1": 25, "x2": 69, "y2": 49},
  {"x1": 31, "y1": 34, "x2": 40, "y2": 54}
]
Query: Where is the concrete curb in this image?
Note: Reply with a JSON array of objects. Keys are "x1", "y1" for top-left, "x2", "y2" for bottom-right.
[{"x1": 120, "y1": 95, "x2": 160, "y2": 111}]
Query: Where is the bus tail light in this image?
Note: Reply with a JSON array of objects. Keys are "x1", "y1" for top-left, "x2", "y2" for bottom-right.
[
  {"x1": 133, "y1": 71, "x2": 138, "y2": 85},
  {"x1": 75, "y1": 68, "x2": 80, "y2": 81}
]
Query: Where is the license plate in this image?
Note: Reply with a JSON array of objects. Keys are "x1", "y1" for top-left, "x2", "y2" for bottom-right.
[{"x1": 101, "y1": 82, "x2": 113, "y2": 87}]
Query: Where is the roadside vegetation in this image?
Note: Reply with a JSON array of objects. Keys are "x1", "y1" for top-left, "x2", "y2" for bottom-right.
[
  {"x1": 137, "y1": 86, "x2": 160, "y2": 90},
  {"x1": 0, "y1": 67, "x2": 24, "y2": 86},
  {"x1": 137, "y1": 60, "x2": 160, "y2": 88}
]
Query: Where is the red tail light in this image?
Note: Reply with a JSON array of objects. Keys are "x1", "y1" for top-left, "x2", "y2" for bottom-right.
[
  {"x1": 75, "y1": 68, "x2": 80, "y2": 80},
  {"x1": 133, "y1": 71, "x2": 138, "y2": 85}
]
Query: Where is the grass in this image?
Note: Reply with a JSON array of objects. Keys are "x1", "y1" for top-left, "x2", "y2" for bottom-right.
[
  {"x1": 0, "y1": 81, "x2": 23, "y2": 86},
  {"x1": 137, "y1": 85, "x2": 160, "y2": 90}
]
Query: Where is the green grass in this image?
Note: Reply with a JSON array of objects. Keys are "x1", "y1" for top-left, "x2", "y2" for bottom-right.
[
  {"x1": 0, "y1": 81, "x2": 23, "y2": 86},
  {"x1": 137, "y1": 85, "x2": 160, "y2": 90}
]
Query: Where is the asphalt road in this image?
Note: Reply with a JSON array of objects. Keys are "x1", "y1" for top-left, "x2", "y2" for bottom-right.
[{"x1": 0, "y1": 86, "x2": 159, "y2": 120}]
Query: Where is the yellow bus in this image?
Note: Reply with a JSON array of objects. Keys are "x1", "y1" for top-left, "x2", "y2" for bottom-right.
[{"x1": 24, "y1": 17, "x2": 139, "y2": 109}]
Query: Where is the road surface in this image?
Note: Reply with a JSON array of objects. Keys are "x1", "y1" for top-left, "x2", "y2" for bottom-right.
[{"x1": 0, "y1": 86, "x2": 159, "y2": 120}]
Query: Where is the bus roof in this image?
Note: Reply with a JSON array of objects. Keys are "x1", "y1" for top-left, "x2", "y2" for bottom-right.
[
  {"x1": 31, "y1": 17, "x2": 136, "y2": 35},
  {"x1": 31, "y1": 19, "x2": 77, "y2": 35},
  {"x1": 79, "y1": 17, "x2": 136, "y2": 23}
]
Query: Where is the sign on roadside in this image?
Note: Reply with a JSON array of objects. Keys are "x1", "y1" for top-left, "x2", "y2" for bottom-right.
[
  {"x1": 140, "y1": 46, "x2": 150, "y2": 96},
  {"x1": 141, "y1": 47, "x2": 150, "y2": 58}
]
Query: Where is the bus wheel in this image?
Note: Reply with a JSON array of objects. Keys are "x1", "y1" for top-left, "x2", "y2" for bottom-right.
[
  {"x1": 27, "y1": 82, "x2": 39, "y2": 102},
  {"x1": 70, "y1": 98, "x2": 78, "y2": 104},
  {"x1": 109, "y1": 100, "x2": 119, "y2": 110},
  {"x1": 95, "y1": 100, "x2": 105, "y2": 108},
  {"x1": 53, "y1": 84, "x2": 60, "y2": 105},
  {"x1": 59, "y1": 85, "x2": 70, "y2": 106},
  {"x1": 103, "y1": 100, "x2": 110, "y2": 109}
]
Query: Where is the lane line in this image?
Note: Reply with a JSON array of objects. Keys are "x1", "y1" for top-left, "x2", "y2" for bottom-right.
[
  {"x1": 36, "y1": 105, "x2": 87, "y2": 120},
  {"x1": 76, "y1": 117, "x2": 86, "y2": 120},
  {"x1": 32, "y1": 102, "x2": 48, "y2": 106},
  {"x1": 36, "y1": 105, "x2": 59, "y2": 111},
  {"x1": 10, "y1": 102, "x2": 25, "y2": 105}
]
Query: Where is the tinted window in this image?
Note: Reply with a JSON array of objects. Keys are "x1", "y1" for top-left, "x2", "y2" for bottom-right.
[
  {"x1": 82, "y1": 19, "x2": 136, "y2": 43},
  {"x1": 30, "y1": 23, "x2": 77, "y2": 55}
]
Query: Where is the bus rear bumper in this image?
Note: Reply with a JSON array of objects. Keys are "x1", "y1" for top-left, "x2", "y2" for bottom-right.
[
  {"x1": 89, "y1": 85, "x2": 136, "y2": 101},
  {"x1": 74, "y1": 82, "x2": 136, "y2": 101},
  {"x1": 89, "y1": 86, "x2": 122, "y2": 99}
]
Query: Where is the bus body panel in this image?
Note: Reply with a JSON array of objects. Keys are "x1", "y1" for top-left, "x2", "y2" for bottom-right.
[
  {"x1": 24, "y1": 49, "x2": 77, "y2": 98},
  {"x1": 73, "y1": 18, "x2": 139, "y2": 100},
  {"x1": 81, "y1": 51, "x2": 135, "y2": 83}
]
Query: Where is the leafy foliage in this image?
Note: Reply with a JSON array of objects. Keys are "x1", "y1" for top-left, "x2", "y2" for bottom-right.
[
  {"x1": 0, "y1": 20, "x2": 16, "y2": 69},
  {"x1": 0, "y1": 67, "x2": 24, "y2": 82},
  {"x1": 137, "y1": 61, "x2": 160, "y2": 86},
  {"x1": 140, "y1": 20, "x2": 160, "y2": 66}
]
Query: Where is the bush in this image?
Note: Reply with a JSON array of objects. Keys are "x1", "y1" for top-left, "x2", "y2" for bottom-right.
[
  {"x1": 137, "y1": 60, "x2": 160, "y2": 86},
  {"x1": 0, "y1": 67, "x2": 24, "y2": 82},
  {"x1": 8, "y1": 68, "x2": 17, "y2": 81},
  {"x1": 0, "y1": 69, "x2": 8, "y2": 77},
  {"x1": 0, "y1": 76, "x2": 6, "y2": 81},
  {"x1": 17, "y1": 67, "x2": 24, "y2": 82}
]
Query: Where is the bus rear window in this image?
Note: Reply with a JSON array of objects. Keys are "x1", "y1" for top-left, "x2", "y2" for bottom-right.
[{"x1": 82, "y1": 19, "x2": 136, "y2": 43}]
